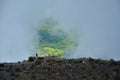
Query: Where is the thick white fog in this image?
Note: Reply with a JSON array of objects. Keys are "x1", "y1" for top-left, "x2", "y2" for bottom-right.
[{"x1": 0, "y1": 0, "x2": 120, "y2": 62}]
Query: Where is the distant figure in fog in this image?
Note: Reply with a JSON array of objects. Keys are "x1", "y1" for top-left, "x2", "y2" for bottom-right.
[{"x1": 36, "y1": 53, "x2": 38, "y2": 58}]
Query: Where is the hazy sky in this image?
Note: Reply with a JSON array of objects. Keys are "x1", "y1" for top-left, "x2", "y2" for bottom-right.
[{"x1": 0, "y1": 0, "x2": 120, "y2": 62}]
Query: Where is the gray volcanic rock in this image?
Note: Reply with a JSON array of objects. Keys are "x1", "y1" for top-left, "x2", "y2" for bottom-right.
[{"x1": 0, "y1": 56, "x2": 120, "y2": 80}]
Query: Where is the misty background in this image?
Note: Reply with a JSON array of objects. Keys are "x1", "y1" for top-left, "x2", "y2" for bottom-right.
[{"x1": 0, "y1": 0, "x2": 120, "y2": 62}]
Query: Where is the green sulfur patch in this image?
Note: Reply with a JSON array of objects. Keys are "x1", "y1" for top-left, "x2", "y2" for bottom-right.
[{"x1": 35, "y1": 19, "x2": 77, "y2": 58}]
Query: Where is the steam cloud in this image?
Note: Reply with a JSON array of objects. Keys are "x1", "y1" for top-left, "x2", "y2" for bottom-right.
[{"x1": 0, "y1": 0, "x2": 120, "y2": 62}]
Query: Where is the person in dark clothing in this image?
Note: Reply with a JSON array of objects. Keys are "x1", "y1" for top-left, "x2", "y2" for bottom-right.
[{"x1": 36, "y1": 53, "x2": 38, "y2": 58}]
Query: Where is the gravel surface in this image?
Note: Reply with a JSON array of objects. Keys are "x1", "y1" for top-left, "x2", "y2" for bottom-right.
[{"x1": 0, "y1": 56, "x2": 120, "y2": 80}]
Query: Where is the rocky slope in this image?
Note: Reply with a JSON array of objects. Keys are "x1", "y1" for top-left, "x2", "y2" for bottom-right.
[{"x1": 0, "y1": 56, "x2": 120, "y2": 80}]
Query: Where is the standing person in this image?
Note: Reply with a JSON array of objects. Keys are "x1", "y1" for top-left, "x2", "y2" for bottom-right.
[{"x1": 36, "y1": 53, "x2": 38, "y2": 58}]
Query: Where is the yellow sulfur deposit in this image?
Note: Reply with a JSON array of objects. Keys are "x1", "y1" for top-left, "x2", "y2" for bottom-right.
[
  {"x1": 36, "y1": 47, "x2": 64, "y2": 58},
  {"x1": 35, "y1": 19, "x2": 77, "y2": 58}
]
